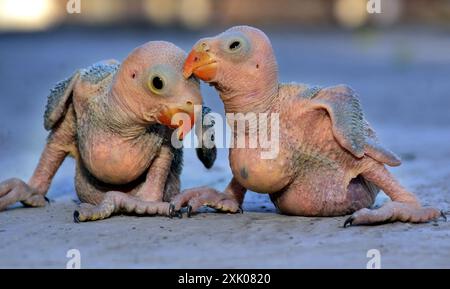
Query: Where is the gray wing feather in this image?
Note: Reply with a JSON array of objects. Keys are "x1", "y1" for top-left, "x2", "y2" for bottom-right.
[
  {"x1": 80, "y1": 60, "x2": 119, "y2": 84},
  {"x1": 312, "y1": 87, "x2": 366, "y2": 157},
  {"x1": 310, "y1": 85, "x2": 401, "y2": 166},
  {"x1": 44, "y1": 61, "x2": 120, "y2": 131},
  {"x1": 44, "y1": 71, "x2": 80, "y2": 131}
]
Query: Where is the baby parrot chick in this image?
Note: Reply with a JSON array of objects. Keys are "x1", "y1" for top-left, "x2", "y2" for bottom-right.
[
  {"x1": 0, "y1": 41, "x2": 216, "y2": 222},
  {"x1": 173, "y1": 26, "x2": 444, "y2": 226}
]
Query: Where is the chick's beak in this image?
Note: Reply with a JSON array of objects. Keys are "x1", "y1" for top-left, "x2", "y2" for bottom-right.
[
  {"x1": 157, "y1": 102, "x2": 195, "y2": 140},
  {"x1": 183, "y1": 49, "x2": 217, "y2": 81}
]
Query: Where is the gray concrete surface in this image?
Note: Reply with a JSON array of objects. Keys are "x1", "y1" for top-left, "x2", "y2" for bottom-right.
[{"x1": 0, "y1": 27, "x2": 449, "y2": 268}]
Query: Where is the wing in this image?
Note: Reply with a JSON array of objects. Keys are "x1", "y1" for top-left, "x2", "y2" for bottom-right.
[
  {"x1": 44, "y1": 70, "x2": 80, "y2": 131},
  {"x1": 195, "y1": 106, "x2": 217, "y2": 169},
  {"x1": 363, "y1": 120, "x2": 401, "y2": 166},
  {"x1": 308, "y1": 85, "x2": 401, "y2": 167},
  {"x1": 44, "y1": 60, "x2": 120, "y2": 131},
  {"x1": 79, "y1": 59, "x2": 120, "y2": 84}
]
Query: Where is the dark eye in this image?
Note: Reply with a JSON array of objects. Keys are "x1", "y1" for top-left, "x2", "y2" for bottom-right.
[
  {"x1": 152, "y1": 76, "x2": 164, "y2": 90},
  {"x1": 148, "y1": 74, "x2": 166, "y2": 94},
  {"x1": 229, "y1": 41, "x2": 241, "y2": 50}
]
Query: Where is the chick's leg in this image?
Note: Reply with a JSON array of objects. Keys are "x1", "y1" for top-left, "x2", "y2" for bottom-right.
[
  {"x1": 0, "y1": 109, "x2": 75, "y2": 211},
  {"x1": 171, "y1": 178, "x2": 246, "y2": 216},
  {"x1": 344, "y1": 163, "x2": 444, "y2": 227},
  {"x1": 74, "y1": 146, "x2": 179, "y2": 222},
  {"x1": 135, "y1": 146, "x2": 173, "y2": 202}
]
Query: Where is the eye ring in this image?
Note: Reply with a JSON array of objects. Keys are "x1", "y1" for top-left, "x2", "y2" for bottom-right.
[
  {"x1": 222, "y1": 34, "x2": 250, "y2": 57},
  {"x1": 148, "y1": 74, "x2": 165, "y2": 94}
]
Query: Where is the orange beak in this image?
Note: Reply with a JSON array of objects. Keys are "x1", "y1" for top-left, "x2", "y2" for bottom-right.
[
  {"x1": 157, "y1": 103, "x2": 195, "y2": 140},
  {"x1": 183, "y1": 50, "x2": 217, "y2": 81}
]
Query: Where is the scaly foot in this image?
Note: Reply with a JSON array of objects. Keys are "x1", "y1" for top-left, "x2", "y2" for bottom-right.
[
  {"x1": 0, "y1": 178, "x2": 48, "y2": 211},
  {"x1": 73, "y1": 191, "x2": 181, "y2": 222},
  {"x1": 344, "y1": 201, "x2": 445, "y2": 227},
  {"x1": 171, "y1": 187, "x2": 243, "y2": 217}
]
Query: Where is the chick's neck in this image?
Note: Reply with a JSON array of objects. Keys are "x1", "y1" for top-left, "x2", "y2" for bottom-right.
[
  {"x1": 100, "y1": 80, "x2": 150, "y2": 138},
  {"x1": 219, "y1": 75, "x2": 280, "y2": 114}
]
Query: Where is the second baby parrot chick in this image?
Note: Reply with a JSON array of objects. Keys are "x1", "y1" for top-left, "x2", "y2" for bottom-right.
[{"x1": 174, "y1": 26, "x2": 444, "y2": 226}]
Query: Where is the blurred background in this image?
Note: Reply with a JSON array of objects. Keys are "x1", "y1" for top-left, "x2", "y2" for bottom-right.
[
  {"x1": 0, "y1": 0, "x2": 450, "y2": 30},
  {"x1": 0, "y1": 0, "x2": 449, "y2": 200}
]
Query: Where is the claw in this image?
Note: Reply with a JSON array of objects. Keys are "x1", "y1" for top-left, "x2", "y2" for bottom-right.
[
  {"x1": 343, "y1": 216, "x2": 354, "y2": 228},
  {"x1": 169, "y1": 203, "x2": 182, "y2": 219},
  {"x1": 440, "y1": 210, "x2": 447, "y2": 222},
  {"x1": 169, "y1": 203, "x2": 175, "y2": 219},
  {"x1": 187, "y1": 205, "x2": 192, "y2": 218},
  {"x1": 73, "y1": 210, "x2": 80, "y2": 223}
]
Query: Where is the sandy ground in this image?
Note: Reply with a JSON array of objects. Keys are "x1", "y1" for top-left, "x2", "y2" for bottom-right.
[{"x1": 0, "y1": 27, "x2": 449, "y2": 268}]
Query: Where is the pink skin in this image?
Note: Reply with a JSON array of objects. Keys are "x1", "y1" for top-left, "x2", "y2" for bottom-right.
[
  {"x1": 0, "y1": 41, "x2": 203, "y2": 222},
  {"x1": 173, "y1": 25, "x2": 445, "y2": 226}
]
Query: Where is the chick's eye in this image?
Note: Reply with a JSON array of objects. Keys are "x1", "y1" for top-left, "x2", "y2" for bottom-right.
[
  {"x1": 152, "y1": 76, "x2": 164, "y2": 90},
  {"x1": 229, "y1": 41, "x2": 241, "y2": 50},
  {"x1": 148, "y1": 74, "x2": 166, "y2": 94}
]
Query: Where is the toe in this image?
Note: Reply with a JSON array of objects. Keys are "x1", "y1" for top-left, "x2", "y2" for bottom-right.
[
  {"x1": 187, "y1": 198, "x2": 205, "y2": 215},
  {"x1": 343, "y1": 216, "x2": 354, "y2": 228},
  {"x1": 215, "y1": 199, "x2": 241, "y2": 213},
  {"x1": 169, "y1": 203, "x2": 176, "y2": 218},
  {"x1": 170, "y1": 199, "x2": 182, "y2": 212},
  {"x1": 0, "y1": 188, "x2": 24, "y2": 211},
  {"x1": 169, "y1": 203, "x2": 182, "y2": 219},
  {"x1": 170, "y1": 194, "x2": 189, "y2": 211},
  {"x1": 22, "y1": 194, "x2": 47, "y2": 207},
  {"x1": 0, "y1": 178, "x2": 25, "y2": 197}
]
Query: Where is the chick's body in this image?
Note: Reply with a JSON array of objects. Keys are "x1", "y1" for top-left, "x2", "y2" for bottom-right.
[
  {"x1": 228, "y1": 84, "x2": 375, "y2": 216},
  {"x1": 174, "y1": 26, "x2": 442, "y2": 225},
  {"x1": 0, "y1": 41, "x2": 216, "y2": 222}
]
